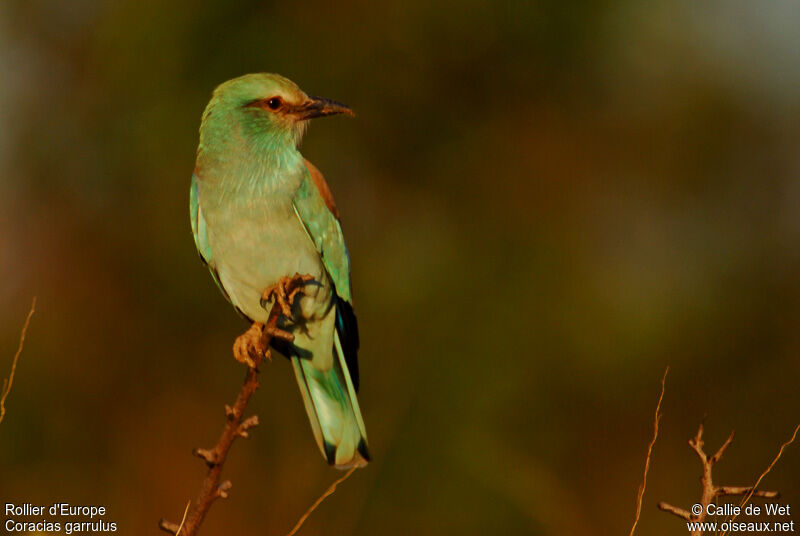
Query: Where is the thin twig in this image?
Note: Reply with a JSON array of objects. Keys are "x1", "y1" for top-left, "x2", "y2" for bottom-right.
[
  {"x1": 709, "y1": 431, "x2": 735, "y2": 465},
  {"x1": 629, "y1": 366, "x2": 668, "y2": 536},
  {"x1": 657, "y1": 502, "x2": 691, "y2": 521},
  {"x1": 286, "y1": 466, "x2": 358, "y2": 536},
  {"x1": 176, "y1": 501, "x2": 191, "y2": 535},
  {"x1": 0, "y1": 297, "x2": 36, "y2": 426},
  {"x1": 720, "y1": 423, "x2": 800, "y2": 536},
  {"x1": 716, "y1": 486, "x2": 778, "y2": 498}
]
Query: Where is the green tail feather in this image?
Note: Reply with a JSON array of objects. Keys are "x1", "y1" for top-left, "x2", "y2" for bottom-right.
[{"x1": 291, "y1": 331, "x2": 369, "y2": 468}]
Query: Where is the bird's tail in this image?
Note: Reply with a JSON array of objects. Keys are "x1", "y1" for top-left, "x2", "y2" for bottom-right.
[{"x1": 291, "y1": 330, "x2": 369, "y2": 468}]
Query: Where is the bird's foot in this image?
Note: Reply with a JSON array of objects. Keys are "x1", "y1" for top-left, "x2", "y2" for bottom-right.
[
  {"x1": 233, "y1": 322, "x2": 270, "y2": 369},
  {"x1": 260, "y1": 273, "x2": 315, "y2": 317},
  {"x1": 264, "y1": 324, "x2": 295, "y2": 343}
]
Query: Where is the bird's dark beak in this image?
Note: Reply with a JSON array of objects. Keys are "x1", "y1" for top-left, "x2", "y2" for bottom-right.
[{"x1": 292, "y1": 96, "x2": 354, "y2": 119}]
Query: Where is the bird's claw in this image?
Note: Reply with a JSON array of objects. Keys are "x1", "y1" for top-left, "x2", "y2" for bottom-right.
[
  {"x1": 260, "y1": 273, "x2": 314, "y2": 317},
  {"x1": 233, "y1": 322, "x2": 270, "y2": 369},
  {"x1": 233, "y1": 273, "x2": 311, "y2": 367},
  {"x1": 265, "y1": 324, "x2": 294, "y2": 343}
]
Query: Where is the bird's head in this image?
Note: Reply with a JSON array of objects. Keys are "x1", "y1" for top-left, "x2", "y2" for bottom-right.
[{"x1": 202, "y1": 73, "x2": 353, "y2": 149}]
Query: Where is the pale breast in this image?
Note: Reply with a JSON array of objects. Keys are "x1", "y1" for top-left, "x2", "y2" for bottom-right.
[{"x1": 201, "y1": 180, "x2": 331, "y2": 324}]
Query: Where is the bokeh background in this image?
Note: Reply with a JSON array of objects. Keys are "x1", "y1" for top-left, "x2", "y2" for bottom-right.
[{"x1": 1, "y1": 1, "x2": 799, "y2": 534}]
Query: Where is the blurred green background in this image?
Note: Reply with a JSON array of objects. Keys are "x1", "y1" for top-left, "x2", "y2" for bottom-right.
[{"x1": 1, "y1": 1, "x2": 799, "y2": 534}]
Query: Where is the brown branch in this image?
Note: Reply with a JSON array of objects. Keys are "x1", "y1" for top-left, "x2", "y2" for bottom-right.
[
  {"x1": 0, "y1": 297, "x2": 36, "y2": 427},
  {"x1": 720, "y1": 423, "x2": 800, "y2": 536},
  {"x1": 628, "y1": 366, "x2": 668, "y2": 536},
  {"x1": 657, "y1": 502, "x2": 691, "y2": 521},
  {"x1": 658, "y1": 423, "x2": 782, "y2": 536},
  {"x1": 159, "y1": 299, "x2": 285, "y2": 536},
  {"x1": 709, "y1": 430, "x2": 735, "y2": 465},
  {"x1": 716, "y1": 486, "x2": 779, "y2": 499}
]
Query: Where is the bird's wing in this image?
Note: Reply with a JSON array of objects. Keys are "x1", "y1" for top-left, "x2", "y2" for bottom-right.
[
  {"x1": 293, "y1": 161, "x2": 360, "y2": 389},
  {"x1": 304, "y1": 159, "x2": 340, "y2": 220},
  {"x1": 292, "y1": 161, "x2": 352, "y2": 303},
  {"x1": 190, "y1": 172, "x2": 232, "y2": 304}
]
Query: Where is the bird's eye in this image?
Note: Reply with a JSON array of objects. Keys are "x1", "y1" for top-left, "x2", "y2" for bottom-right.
[{"x1": 266, "y1": 97, "x2": 282, "y2": 110}]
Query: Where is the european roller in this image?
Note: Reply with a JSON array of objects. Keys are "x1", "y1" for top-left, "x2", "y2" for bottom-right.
[{"x1": 190, "y1": 73, "x2": 369, "y2": 468}]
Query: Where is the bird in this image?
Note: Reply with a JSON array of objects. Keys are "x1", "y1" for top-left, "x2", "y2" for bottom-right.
[{"x1": 190, "y1": 73, "x2": 369, "y2": 468}]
